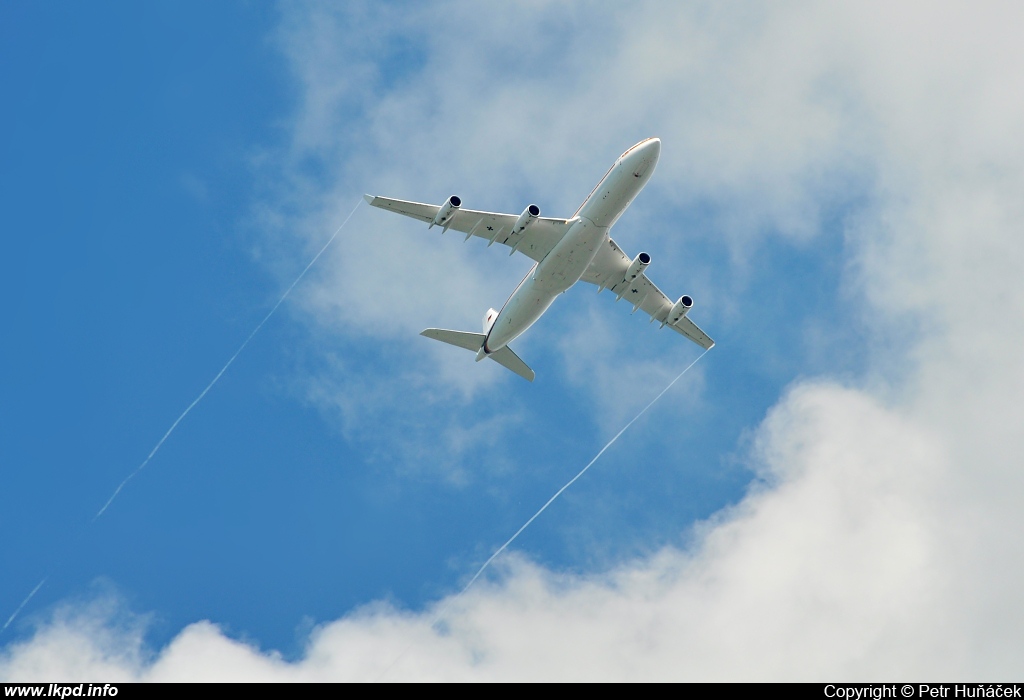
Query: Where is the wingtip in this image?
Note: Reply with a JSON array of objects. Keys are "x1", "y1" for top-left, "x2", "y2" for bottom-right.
[{"x1": 362, "y1": 194, "x2": 375, "y2": 204}]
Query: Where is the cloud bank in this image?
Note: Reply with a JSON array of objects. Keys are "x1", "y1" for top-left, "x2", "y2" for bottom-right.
[{"x1": 5, "y1": 0, "x2": 1024, "y2": 680}]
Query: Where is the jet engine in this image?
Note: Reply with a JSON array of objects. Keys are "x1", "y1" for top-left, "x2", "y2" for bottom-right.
[
  {"x1": 624, "y1": 252, "x2": 651, "y2": 283},
  {"x1": 511, "y1": 204, "x2": 541, "y2": 234},
  {"x1": 666, "y1": 295, "x2": 693, "y2": 326},
  {"x1": 431, "y1": 195, "x2": 462, "y2": 228}
]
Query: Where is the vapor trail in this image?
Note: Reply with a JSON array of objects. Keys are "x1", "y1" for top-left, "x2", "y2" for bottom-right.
[
  {"x1": 458, "y1": 347, "x2": 711, "y2": 595},
  {"x1": 95, "y1": 199, "x2": 362, "y2": 520},
  {"x1": 0, "y1": 578, "x2": 46, "y2": 635},
  {"x1": 380, "y1": 347, "x2": 711, "y2": 679},
  {"x1": 2, "y1": 201, "x2": 362, "y2": 639}
]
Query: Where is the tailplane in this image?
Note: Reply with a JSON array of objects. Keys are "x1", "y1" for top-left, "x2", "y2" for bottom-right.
[
  {"x1": 487, "y1": 346, "x2": 535, "y2": 382},
  {"x1": 420, "y1": 328, "x2": 535, "y2": 382},
  {"x1": 420, "y1": 328, "x2": 485, "y2": 352}
]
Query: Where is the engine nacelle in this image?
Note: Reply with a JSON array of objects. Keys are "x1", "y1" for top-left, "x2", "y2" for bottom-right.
[
  {"x1": 666, "y1": 295, "x2": 693, "y2": 326},
  {"x1": 511, "y1": 204, "x2": 541, "y2": 234},
  {"x1": 624, "y1": 252, "x2": 651, "y2": 283},
  {"x1": 431, "y1": 195, "x2": 462, "y2": 228}
]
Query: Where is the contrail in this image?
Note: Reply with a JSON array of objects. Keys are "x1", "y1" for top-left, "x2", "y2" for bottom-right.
[
  {"x1": 457, "y1": 346, "x2": 712, "y2": 596},
  {"x1": 2, "y1": 199, "x2": 362, "y2": 637},
  {"x1": 379, "y1": 346, "x2": 711, "y2": 679},
  {"x1": 1, "y1": 578, "x2": 46, "y2": 635},
  {"x1": 94, "y1": 199, "x2": 362, "y2": 520}
]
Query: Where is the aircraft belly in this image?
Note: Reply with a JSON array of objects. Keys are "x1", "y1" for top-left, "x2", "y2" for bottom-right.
[
  {"x1": 487, "y1": 221, "x2": 604, "y2": 349},
  {"x1": 578, "y1": 167, "x2": 645, "y2": 228},
  {"x1": 486, "y1": 277, "x2": 557, "y2": 352},
  {"x1": 534, "y1": 219, "x2": 606, "y2": 293}
]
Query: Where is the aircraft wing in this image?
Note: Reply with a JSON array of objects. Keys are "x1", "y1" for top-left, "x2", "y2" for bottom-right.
[
  {"x1": 581, "y1": 236, "x2": 715, "y2": 350},
  {"x1": 363, "y1": 195, "x2": 574, "y2": 264}
]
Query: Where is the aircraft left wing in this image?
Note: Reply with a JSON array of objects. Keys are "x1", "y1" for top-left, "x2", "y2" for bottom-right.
[
  {"x1": 363, "y1": 194, "x2": 574, "y2": 264},
  {"x1": 581, "y1": 236, "x2": 715, "y2": 350}
]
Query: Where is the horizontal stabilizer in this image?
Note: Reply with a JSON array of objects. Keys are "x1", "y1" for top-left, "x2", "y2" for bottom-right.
[
  {"x1": 420, "y1": 328, "x2": 485, "y2": 351},
  {"x1": 488, "y1": 346, "x2": 535, "y2": 382},
  {"x1": 420, "y1": 328, "x2": 535, "y2": 382}
]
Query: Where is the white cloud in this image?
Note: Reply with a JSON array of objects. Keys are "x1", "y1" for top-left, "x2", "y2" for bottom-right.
[
  {"x1": 7, "y1": 0, "x2": 1024, "y2": 680},
  {"x1": 0, "y1": 384, "x2": 993, "y2": 681}
]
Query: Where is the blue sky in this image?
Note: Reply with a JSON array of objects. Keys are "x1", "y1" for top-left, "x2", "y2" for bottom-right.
[{"x1": 3, "y1": 1, "x2": 1024, "y2": 681}]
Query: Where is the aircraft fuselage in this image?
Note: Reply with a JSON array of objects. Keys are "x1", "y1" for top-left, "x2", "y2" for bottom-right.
[{"x1": 481, "y1": 137, "x2": 661, "y2": 356}]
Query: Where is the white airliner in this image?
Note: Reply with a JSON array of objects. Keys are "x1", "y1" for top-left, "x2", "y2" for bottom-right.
[{"x1": 364, "y1": 137, "x2": 713, "y2": 382}]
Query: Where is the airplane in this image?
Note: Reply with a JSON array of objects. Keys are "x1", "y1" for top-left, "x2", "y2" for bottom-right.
[{"x1": 364, "y1": 137, "x2": 713, "y2": 382}]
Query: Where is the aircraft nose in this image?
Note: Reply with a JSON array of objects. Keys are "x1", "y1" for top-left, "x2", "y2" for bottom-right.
[{"x1": 623, "y1": 137, "x2": 660, "y2": 179}]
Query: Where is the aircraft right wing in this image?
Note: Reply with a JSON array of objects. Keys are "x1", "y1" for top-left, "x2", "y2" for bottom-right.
[
  {"x1": 580, "y1": 235, "x2": 715, "y2": 350},
  {"x1": 363, "y1": 194, "x2": 574, "y2": 264}
]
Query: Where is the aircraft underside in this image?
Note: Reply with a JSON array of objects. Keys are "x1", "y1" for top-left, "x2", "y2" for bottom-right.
[{"x1": 364, "y1": 137, "x2": 714, "y2": 382}]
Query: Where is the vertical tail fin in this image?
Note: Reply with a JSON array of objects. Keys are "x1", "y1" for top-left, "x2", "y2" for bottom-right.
[{"x1": 483, "y1": 308, "x2": 499, "y2": 333}]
